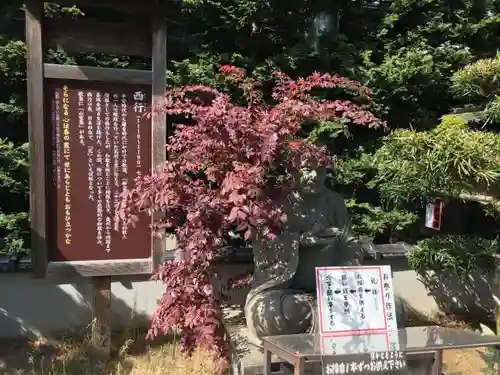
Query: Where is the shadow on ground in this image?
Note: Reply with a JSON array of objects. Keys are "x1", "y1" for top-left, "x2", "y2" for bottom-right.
[
  {"x1": 0, "y1": 272, "x2": 161, "y2": 375},
  {"x1": 0, "y1": 328, "x2": 183, "y2": 375}
]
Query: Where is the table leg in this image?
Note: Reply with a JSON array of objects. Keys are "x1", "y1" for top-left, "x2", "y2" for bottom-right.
[
  {"x1": 496, "y1": 346, "x2": 500, "y2": 375},
  {"x1": 431, "y1": 350, "x2": 443, "y2": 375},
  {"x1": 263, "y1": 348, "x2": 272, "y2": 375},
  {"x1": 294, "y1": 358, "x2": 305, "y2": 375}
]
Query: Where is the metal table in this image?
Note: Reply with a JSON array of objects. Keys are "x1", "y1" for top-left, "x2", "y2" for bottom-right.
[{"x1": 262, "y1": 326, "x2": 500, "y2": 375}]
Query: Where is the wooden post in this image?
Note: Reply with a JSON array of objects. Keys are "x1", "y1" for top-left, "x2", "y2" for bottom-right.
[
  {"x1": 151, "y1": 0, "x2": 169, "y2": 267},
  {"x1": 25, "y1": 0, "x2": 48, "y2": 278},
  {"x1": 91, "y1": 276, "x2": 112, "y2": 357}
]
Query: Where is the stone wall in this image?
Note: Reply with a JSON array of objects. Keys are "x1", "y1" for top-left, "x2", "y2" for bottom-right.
[{"x1": 0, "y1": 258, "x2": 494, "y2": 339}]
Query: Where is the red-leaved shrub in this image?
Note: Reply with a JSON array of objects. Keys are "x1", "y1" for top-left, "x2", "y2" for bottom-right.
[{"x1": 116, "y1": 67, "x2": 382, "y2": 370}]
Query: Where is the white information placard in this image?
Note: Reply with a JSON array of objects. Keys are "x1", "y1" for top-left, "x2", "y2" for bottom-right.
[
  {"x1": 321, "y1": 330, "x2": 400, "y2": 355},
  {"x1": 315, "y1": 265, "x2": 398, "y2": 335}
]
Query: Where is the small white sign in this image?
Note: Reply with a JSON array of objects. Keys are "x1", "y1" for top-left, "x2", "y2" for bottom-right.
[
  {"x1": 316, "y1": 266, "x2": 398, "y2": 335},
  {"x1": 425, "y1": 198, "x2": 443, "y2": 230},
  {"x1": 321, "y1": 330, "x2": 400, "y2": 355}
]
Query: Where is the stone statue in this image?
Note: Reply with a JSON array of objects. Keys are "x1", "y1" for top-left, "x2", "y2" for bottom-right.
[{"x1": 244, "y1": 164, "x2": 405, "y2": 346}]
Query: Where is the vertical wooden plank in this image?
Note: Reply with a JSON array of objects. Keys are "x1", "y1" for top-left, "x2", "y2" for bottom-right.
[
  {"x1": 293, "y1": 358, "x2": 305, "y2": 375},
  {"x1": 263, "y1": 345, "x2": 272, "y2": 375},
  {"x1": 496, "y1": 267, "x2": 500, "y2": 336},
  {"x1": 431, "y1": 350, "x2": 443, "y2": 375},
  {"x1": 151, "y1": 0, "x2": 170, "y2": 270},
  {"x1": 91, "y1": 276, "x2": 112, "y2": 357},
  {"x1": 26, "y1": 0, "x2": 48, "y2": 278}
]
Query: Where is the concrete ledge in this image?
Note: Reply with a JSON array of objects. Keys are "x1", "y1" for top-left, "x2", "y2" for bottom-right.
[{"x1": 0, "y1": 242, "x2": 413, "y2": 274}]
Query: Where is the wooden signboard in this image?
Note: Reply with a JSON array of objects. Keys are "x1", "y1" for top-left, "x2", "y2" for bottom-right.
[
  {"x1": 46, "y1": 80, "x2": 152, "y2": 264},
  {"x1": 25, "y1": 0, "x2": 168, "y2": 356},
  {"x1": 25, "y1": 0, "x2": 168, "y2": 279}
]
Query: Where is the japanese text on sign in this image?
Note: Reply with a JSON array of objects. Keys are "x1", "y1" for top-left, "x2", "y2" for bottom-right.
[
  {"x1": 323, "y1": 352, "x2": 406, "y2": 375},
  {"x1": 316, "y1": 266, "x2": 398, "y2": 334},
  {"x1": 133, "y1": 91, "x2": 146, "y2": 180},
  {"x1": 62, "y1": 85, "x2": 72, "y2": 246},
  {"x1": 48, "y1": 80, "x2": 152, "y2": 262},
  {"x1": 321, "y1": 330, "x2": 400, "y2": 356}
]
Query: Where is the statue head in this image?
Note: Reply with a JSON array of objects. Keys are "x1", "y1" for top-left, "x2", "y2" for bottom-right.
[
  {"x1": 294, "y1": 161, "x2": 327, "y2": 196},
  {"x1": 287, "y1": 139, "x2": 329, "y2": 196}
]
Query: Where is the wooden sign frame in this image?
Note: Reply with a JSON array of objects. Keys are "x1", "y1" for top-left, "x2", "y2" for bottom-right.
[{"x1": 25, "y1": 0, "x2": 168, "y2": 279}]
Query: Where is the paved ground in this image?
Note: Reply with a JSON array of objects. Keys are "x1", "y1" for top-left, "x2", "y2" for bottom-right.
[{"x1": 443, "y1": 348, "x2": 496, "y2": 375}]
